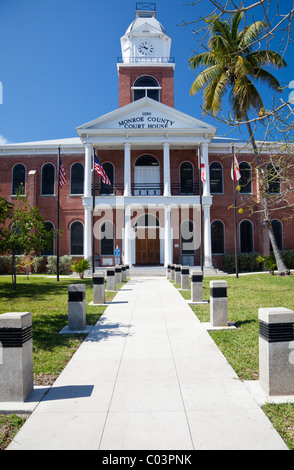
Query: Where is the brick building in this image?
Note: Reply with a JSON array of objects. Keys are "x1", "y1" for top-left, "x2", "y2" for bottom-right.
[{"x1": 0, "y1": 3, "x2": 293, "y2": 271}]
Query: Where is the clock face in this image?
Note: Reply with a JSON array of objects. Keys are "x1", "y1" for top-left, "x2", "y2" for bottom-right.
[{"x1": 138, "y1": 41, "x2": 154, "y2": 56}]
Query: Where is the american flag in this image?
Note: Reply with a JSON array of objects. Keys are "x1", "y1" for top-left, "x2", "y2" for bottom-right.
[
  {"x1": 94, "y1": 155, "x2": 111, "y2": 185},
  {"x1": 231, "y1": 153, "x2": 241, "y2": 182},
  {"x1": 59, "y1": 159, "x2": 66, "y2": 187}
]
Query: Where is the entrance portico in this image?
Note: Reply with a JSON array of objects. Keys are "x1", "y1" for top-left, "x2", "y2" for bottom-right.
[{"x1": 77, "y1": 97, "x2": 216, "y2": 269}]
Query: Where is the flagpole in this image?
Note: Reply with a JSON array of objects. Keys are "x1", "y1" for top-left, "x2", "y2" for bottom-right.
[
  {"x1": 232, "y1": 144, "x2": 239, "y2": 278},
  {"x1": 57, "y1": 145, "x2": 61, "y2": 282},
  {"x1": 92, "y1": 148, "x2": 95, "y2": 275},
  {"x1": 198, "y1": 147, "x2": 203, "y2": 274}
]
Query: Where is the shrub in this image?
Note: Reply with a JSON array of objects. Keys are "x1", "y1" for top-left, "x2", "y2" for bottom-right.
[
  {"x1": 281, "y1": 250, "x2": 294, "y2": 269},
  {"x1": 71, "y1": 258, "x2": 91, "y2": 279},
  {"x1": 239, "y1": 253, "x2": 262, "y2": 273},
  {"x1": 59, "y1": 255, "x2": 72, "y2": 275},
  {"x1": 0, "y1": 256, "x2": 12, "y2": 274},
  {"x1": 256, "y1": 254, "x2": 277, "y2": 274},
  {"x1": 32, "y1": 256, "x2": 45, "y2": 274},
  {"x1": 223, "y1": 253, "x2": 262, "y2": 273},
  {"x1": 46, "y1": 255, "x2": 73, "y2": 275},
  {"x1": 0, "y1": 255, "x2": 23, "y2": 274}
]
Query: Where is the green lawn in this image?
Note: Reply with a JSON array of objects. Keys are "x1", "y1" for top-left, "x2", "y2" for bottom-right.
[{"x1": 174, "y1": 273, "x2": 294, "y2": 450}]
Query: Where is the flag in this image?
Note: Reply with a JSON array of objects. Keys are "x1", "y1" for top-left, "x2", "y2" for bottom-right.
[
  {"x1": 231, "y1": 153, "x2": 241, "y2": 182},
  {"x1": 94, "y1": 155, "x2": 111, "y2": 185},
  {"x1": 200, "y1": 159, "x2": 206, "y2": 183},
  {"x1": 59, "y1": 159, "x2": 66, "y2": 187}
]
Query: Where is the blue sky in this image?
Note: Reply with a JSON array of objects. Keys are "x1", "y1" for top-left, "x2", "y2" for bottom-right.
[{"x1": 0, "y1": 0, "x2": 293, "y2": 144}]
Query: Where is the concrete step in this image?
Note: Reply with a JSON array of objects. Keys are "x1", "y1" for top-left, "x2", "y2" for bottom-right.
[{"x1": 72, "y1": 266, "x2": 227, "y2": 278}]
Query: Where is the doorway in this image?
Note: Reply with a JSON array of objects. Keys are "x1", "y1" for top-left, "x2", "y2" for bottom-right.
[{"x1": 135, "y1": 214, "x2": 160, "y2": 265}]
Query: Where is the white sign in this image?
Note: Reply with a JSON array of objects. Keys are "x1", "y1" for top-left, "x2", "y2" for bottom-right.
[{"x1": 117, "y1": 111, "x2": 175, "y2": 129}]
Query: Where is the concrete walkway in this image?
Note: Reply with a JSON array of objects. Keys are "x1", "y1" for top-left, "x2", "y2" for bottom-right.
[{"x1": 8, "y1": 277, "x2": 288, "y2": 450}]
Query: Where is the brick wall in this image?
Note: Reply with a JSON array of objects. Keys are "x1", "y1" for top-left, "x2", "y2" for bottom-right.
[{"x1": 118, "y1": 66, "x2": 174, "y2": 107}]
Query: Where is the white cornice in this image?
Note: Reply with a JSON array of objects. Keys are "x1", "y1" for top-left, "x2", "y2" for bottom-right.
[{"x1": 0, "y1": 137, "x2": 84, "y2": 156}]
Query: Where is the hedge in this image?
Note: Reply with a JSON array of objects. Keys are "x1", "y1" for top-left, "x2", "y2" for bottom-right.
[{"x1": 223, "y1": 250, "x2": 294, "y2": 273}]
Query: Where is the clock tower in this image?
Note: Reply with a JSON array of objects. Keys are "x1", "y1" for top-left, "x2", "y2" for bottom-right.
[{"x1": 118, "y1": 3, "x2": 175, "y2": 107}]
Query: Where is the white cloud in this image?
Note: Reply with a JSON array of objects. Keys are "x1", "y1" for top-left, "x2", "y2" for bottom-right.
[{"x1": 0, "y1": 135, "x2": 8, "y2": 145}]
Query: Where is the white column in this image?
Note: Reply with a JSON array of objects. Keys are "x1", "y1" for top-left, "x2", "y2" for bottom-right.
[
  {"x1": 84, "y1": 205, "x2": 92, "y2": 262},
  {"x1": 84, "y1": 144, "x2": 92, "y2": 198},
  {"x1": 163, "y1": 142, "x2": 171, "y2": 196},
  {"x1": 201, "y1": 142, "x2": 210, "y2": 196},
  {"x1": 124, "y1": 205, "x2": 132, "y2": 266},
  {"x1": 164, "y1": 205, "x2": 172, "y2": 266},
  {"x1": 124, "y1": 142, "x2": 131, "y2": 197},
  {"x1": 204, "y1": 205, "x2": 212, "y2": 268}
]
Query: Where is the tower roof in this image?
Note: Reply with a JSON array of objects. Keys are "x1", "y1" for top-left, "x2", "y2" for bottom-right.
[{"x1": 125, "y1": 3, "x2": 166, "y2": 35}]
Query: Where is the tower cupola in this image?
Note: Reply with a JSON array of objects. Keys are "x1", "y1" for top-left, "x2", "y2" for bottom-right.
[
  {"x1": 119, "y1": 2, "x2": 172, "y2": 65},
  {"x1": 118, "y1": 3, "x2": 175, "y2": 108}
]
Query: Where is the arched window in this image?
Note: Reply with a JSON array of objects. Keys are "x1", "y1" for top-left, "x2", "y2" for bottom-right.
[
  {"x1": 239, "y1": 162, "x2": 252, "y2": 194},
  {"x1": 180, "y1": 162, "x2": 194, "y2": 194},
  {"x1": 41, "y1": 222, "x2": 54, "y2": 256},
  {"x1": 12, "y1": 164, "x2": 26, "y2": 195},
  {"x1": 101, "y1": 162, "x2": 114, "y2": 195},
  {"x1": 181, "y1": 220, "x2": 196, "y2": 255},
  {"x1": 70, "y1": 163, "x2": 84, "y2": 195},
  {"x1": 133, "y1": 76, "x2": 160, "y2": 102},
  {"x1": 135, "y1": 154, "x2": 159, "y2": 166},
  {"x1": 270, "y1": 220, "x2": 283, "y2": 251},
  {"x1": 209, "y1": 162, "x2": 223, "y2": 193},
  {"x1": 135, "y1": 213, "x2": 160, "y2": 227},
  {"x1": 100, "y1": 221, "x2": 115, "y2": 255},
  {"x1": 70, "y1": 221, "x2": 84, "y2": 256},
  {"x1": 41, "y1": 163, "x2": 55, "y2": 195},
  {"x1": 267, "y1": 163, "x2": 280, "y2": 194},
  {"x1": 211, "y1": 220, "x2": 225, "y2": 254},
  {"x1": 240, "y1": 220, "x2": 254, "y2": 253}
]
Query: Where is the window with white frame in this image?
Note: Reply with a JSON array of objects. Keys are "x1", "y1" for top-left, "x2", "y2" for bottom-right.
[{"x1": 133, "y1": 76, "x2": 160, "y2": 102}]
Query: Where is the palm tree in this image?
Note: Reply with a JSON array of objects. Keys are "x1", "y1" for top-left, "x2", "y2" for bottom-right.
[{"x1": 189, "y1": 11, "x2": 290, "y2": 275}]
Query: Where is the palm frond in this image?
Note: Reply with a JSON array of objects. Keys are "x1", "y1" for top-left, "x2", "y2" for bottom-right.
[
  {"x1": 189, "y1": 65, "x2": 223, "y2": 96},
  {"x1": 250, "y1": 68, "x2": 283, "y2": 92},
  {"x1": 234, "y1": 55, "x2": 254, "y2": 76},
  {"x1": 230, "y1": 76, "x2": 263, "y2": 119},
  {"x1": 231, "y1": 11, "x2": 243, "y2": 41},
  {"x1": 239, "y1": 20, "x2": 268, "y2": 49},
  {"x1": 188, "y1": 52, "x2": 216, "y2": 69},
  {"x1": 204, "y1": 72, "x2": 230, "y2": 115},
  {"x1": 248, "y1": 50, "x2": 287, "y2": 69},
  {"x1": 209, "y1": 34, "x2": 231, "y2": 55}
]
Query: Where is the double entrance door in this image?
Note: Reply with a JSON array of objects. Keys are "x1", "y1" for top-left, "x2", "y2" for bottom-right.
[{"x1": 135, "y1": 227, "x2": 160, "y2": 265}]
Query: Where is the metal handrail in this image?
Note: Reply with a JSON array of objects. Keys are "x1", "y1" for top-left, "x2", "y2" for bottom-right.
[
  {"x1": 171, "y1": 183, "x2": 200, "y2": 196},
  {"x1": 91, "y1": 182, "x2": 201, "y2": 197},
  {"x1": 117, "y1": 56, "x2": 175, "y2": 64}
]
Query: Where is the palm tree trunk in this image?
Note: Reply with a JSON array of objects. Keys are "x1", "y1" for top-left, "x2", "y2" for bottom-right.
[{"x1": 244, "y1": 111, "x2": 290, "y2": 276}]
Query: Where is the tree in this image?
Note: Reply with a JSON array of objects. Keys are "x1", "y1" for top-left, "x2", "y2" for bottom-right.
[
  {"x1": 71, "y1": 259, "x2": 91, "y2": 279},
  {"x1": 188, "y1": 10, "x2": 291, "y2": 275},
  {"x1": 0, "y1": 195, "x2": 14, "y2": 246},
  {"x1": 0, "y1": 191, "x2": 54, "y2": 289}
]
